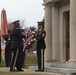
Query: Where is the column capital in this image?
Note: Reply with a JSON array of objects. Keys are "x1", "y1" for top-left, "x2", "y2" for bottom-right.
[{"x1": 45, "y1": 3, "x2": 52, "y2": 8}]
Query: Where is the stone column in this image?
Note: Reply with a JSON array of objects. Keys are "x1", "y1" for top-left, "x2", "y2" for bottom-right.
[
  {"x1": 69, "y1": 0, "x2": 76, "y2": 62},
  {"x1": 45, "y1": 4, "x2": 52, "y2": 62},
  {"x1": 52, "y1": 4, "x2": 59, "y2": 61}
]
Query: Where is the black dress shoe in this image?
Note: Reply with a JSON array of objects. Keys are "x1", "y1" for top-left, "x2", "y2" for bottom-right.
[
  {"x1": 40, "y1": 70, "x2": 44, "y2": 72},
  {"x1": 35, "y1": 70, "x2": 40, "y2": 72},
  {"x1": 35, "y1": 70, "x2": 44, "y2": 72},
  {"x1": 10, "y1": 70, "x2": 17, "y2": 72},
  {"x1": 17, "y1": 69, "x2": 24, "y2": 71},
  {"x1": 35, "y1": 69, "x2": 44, "y2": 72},
  {"x1": 6, "y1": 66, "x2": 9, "y2": 67}
]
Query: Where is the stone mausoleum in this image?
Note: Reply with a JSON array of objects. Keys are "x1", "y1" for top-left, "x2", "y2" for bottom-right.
[{"x1": 43, "y1": 0, "x2": 76, "y2": 73}]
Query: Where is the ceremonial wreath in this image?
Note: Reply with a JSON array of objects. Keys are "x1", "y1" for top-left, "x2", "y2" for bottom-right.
[{"x1": 23, "y1": 27, "x2": 37, "y2": 51}]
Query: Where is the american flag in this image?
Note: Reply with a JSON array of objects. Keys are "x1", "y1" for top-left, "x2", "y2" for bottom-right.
[{"x1": 1, "y1": 8, "x2": 8, "y2": 36}]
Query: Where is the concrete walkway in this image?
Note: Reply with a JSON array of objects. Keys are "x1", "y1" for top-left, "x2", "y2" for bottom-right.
[{"x1": 0, "y1": 67, "x2": 71, "y2": 75}]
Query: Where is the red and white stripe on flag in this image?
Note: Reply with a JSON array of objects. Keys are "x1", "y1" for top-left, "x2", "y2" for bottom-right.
[{"x1": 1, "y1": 9, "x2": 8, "y2": 36}]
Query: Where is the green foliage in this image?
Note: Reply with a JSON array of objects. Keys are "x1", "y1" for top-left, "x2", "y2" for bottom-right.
[
  {"x1": 0, "y1": 53, "x2": 37, "y2": 67},
  {"x1": 0, "y1": 59, "x2": 6, "y2": 67},
  {"x1": 25, "y1": 53, "x2": 37, "y2": 67}
]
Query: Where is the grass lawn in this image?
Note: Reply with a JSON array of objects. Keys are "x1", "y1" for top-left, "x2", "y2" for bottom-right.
[
  {"x1": 0, "y1": 72, "x2": 49, "y2": 75},
  {"x1": 0, "y1": 53, "x2": 37, "y2": 67},
  {"x1": 0, "y1": 59, "x2": 6, "y2": 67},
  {"x1": 25, "y1": 53, "x2": 37, "y2": 67}
]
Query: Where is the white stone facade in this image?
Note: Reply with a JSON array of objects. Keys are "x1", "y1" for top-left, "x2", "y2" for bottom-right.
[{"x1": 43, "y1": 0, "x2": 76, "y2": 73}]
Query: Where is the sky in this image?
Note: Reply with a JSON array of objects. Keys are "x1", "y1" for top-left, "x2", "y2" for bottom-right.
[{"x1": 0, "y1": 0, "x2": 44, "y2": 28}]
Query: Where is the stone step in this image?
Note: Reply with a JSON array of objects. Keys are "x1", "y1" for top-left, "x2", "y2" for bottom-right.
[
  {"x1": 45, "y1": 62, "x2": 76, "y2": 73},
  {"x1": 47, "y1": 63, "x2": 76, "y2": 69},
  {"x1": 45, "y1": 67, "x2": 76, "y2": 73},
  {"x1": 28, "y1": 65, "x2": 76, "y2": 73}
]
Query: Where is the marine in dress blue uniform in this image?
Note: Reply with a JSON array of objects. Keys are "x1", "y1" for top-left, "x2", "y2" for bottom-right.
[
  {"x1": 36, "y1": 22, "x2": 46, "y2": 72},
  {"x1": 10, "y1": 20, "x2": 26, "y2": 71}
]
